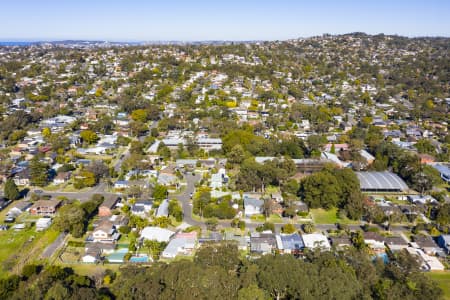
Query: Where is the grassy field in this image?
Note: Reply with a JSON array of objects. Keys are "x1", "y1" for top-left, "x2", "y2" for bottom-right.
[
  {"x1": 267, "y1": 214, "x2": 282, "y2": 223},
  {"x1": 310, "y1": 208, "x2": 338, "y2": 224},
  {"x1": 67, "y1": 263, "x2": 121, "y2": 277},
  {"x1": 0, "y1": 227, "x2": 59, "y2": 278},
  {"x1": 426, "y1": 271, "x2": 450, "y2": 300},
  {"x1": 310, "y1": 208, "x2": 359, "y2": 225}
]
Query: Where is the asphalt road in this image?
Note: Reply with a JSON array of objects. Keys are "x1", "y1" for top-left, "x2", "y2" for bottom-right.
[
  {"x1": 41, "y1": 232, "x2": 67, "y2": 259},
  {"x1": 38, "y1": 182, "x2": 120, "y2": 202},
  {"x1": 114, "y1": 146, "x2": 130, "y2": 173},
  {"x1": 175, "y1": 173, "x2": 203, "y2": 227}
]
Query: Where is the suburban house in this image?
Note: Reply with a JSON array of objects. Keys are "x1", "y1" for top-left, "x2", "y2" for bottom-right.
[
  {"x1": 406, "y1": 247, "x2": 445, "y2": 271},
  {"x1": 157, "y1": 173, "x2": 178, "y2": 188},
  {"x1": 36, "y1": 217, "x2": 52, "y2": 231},
  {"x1": 437, "y1": 235, "x2": 450, "y2": 254},
  {"x1": 431, "y1": 164, "x2": 450, "y2": 183},
  {"x1": 30, "y1": 199, "x2": 62, "y2": 216},
  {"x1": 384, "y1": 236, "x2": 409, "y2": 251},
  {"x1": 92, "y1": 220, "x2": 120, "y2": 243},
  {"x1": 82, "y1": 248, "x2": 100, "y2": 263},
  {"x1": 244, "y1": 196, "x2": 264, "y2": 217},
  {"x1": 250, "y1": 232, "x2": 277, "y2": 254},
  {"x1": 302, "y1": 233, "x2": 331, "y2": 250},
  {"x1": 131, "y1": 200, "x2": 153, "y2": 216},
  {"x1": 155, "y1": 199, "x2": 169, "y2": 217},
  {"x1": 209, "y1": 168, "x2": 228, "y2": 189},
  {"x1": 0, "y1": 198, "x2": 12, "y2": 211},
  {"x1": 407, "y1": 194, "x2": 438, "y2": 205},
  {"x1": 161, "y1": 232, "x2": 198, "y2": 258},
  {"x1": 140, "y1": 226, "x2": 174, "y2": 243},
  {"x1": 53, "y1": 172, "x2": 71, "y2": 184},
  {"x1": 412, "y1": 235, "x2": 439, "y2": 254},
  {"x1": 276, "y1": 233, "x2": 304, "y2": 254},
  {"x1": 82, "y1": 243, "x2": 116, "y2": 263},
  {"x1": 271, "y1": 192, "x2": 283, "y2": 203},
  {"x1": 7, "y1": 201, "x2": 32, "y2": 218},
  {"x1": 114, "y1": 180, "x2": 129, "y2": 189},
  {"x1": 13, "y1": 168, "x2": 30, "y2": 186},
  {"x1": 98, "y1": 195, "x2": 120, "y2": 217},
  {"x1": 363, "y1": 232, "x2": 386, "y2": 252},
  {"x1": 329, "y1": 236, "x2": 352, "y2": 249}
]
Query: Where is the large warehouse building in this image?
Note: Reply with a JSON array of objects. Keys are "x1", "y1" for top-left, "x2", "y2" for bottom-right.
[{"x1": 356, "y1": 171, "x2": 409, "y2": 192}]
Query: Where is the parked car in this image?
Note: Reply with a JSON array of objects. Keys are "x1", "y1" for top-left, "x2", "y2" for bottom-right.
[{"x1": 4, "y1": 216, "x2": 15, "y2": 223}]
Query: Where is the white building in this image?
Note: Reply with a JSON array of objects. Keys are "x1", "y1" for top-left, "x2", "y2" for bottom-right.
[
  {"x1": 302, "y1": 234, "x2": 331, "y2": 250},
  {"x1": 140, "y1": 227, "x2": 174, "y2": 243}
]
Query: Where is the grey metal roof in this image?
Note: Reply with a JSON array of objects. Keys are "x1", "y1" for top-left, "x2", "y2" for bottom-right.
[
  {"x1": 356, "y1": 171, "x2": 409, "y2": 191},
  {"x1": 432, "y1": 164, "x2": 450, "y2": 177},
  {"x1": 280, "y1": 233, "x2": 304, "y2": 250}
]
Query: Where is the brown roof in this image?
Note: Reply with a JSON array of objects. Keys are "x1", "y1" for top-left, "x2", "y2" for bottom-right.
[
  {"x1": 31, "y1": 199, "x2": 61, "y2": 209},
  {"x1": 100, "y1": 195, "x2": 120, "y2": 209},
  {"x1": 413, "y1": 235, "x2": 438, "y2": 248},
  {"x1": 363, "y1": 232, "x2": 385, "y2": 242},
  {"x1": 94, "y1": 220, "x2": 114, "y2": 232},
  {"x1": 384, "y1": 236, "x2": 408, "y2": 246}
]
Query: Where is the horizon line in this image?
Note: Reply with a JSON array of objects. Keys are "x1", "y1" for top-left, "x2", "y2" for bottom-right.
[{"x1": 1, "y1": 32, "x2": 450, "y2": 44}]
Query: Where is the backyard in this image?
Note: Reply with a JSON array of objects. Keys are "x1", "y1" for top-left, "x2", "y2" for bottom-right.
[
  {"x1": 426, "y1": 271, "x2": 450, "y2": 300},
  {"x1": 310, "y1": 208, "x2": 359, "y2": 225}
]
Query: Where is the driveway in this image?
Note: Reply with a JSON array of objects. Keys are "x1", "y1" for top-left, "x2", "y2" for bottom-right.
[
  {"x1": 175, "y1": 173, "x2": 203, "y2": 227},
  {"x1": 41, "y1": 232, "x2": 67, "y2": 259}
]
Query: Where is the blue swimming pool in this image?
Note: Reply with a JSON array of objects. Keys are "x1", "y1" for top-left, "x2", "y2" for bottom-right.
[
  {"x1": 129, "y1": 255, "x2": 149, "y2": 263},
  {"x1": 373, "y1": 253, "x2": 389, "y2": 263}
]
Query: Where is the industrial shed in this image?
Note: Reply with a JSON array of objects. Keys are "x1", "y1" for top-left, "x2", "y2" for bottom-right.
[{"x1": 356, "y1": 171, "x2": 409, "y2": 192}]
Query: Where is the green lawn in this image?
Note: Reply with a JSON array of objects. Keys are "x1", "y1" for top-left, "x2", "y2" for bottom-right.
[
  {"x1": 267, "y1": 214, "x2": 283, "y2": 223},
  {"x1": 67, "y1": 263, "x2": 121, "y2": 277},
  {"x1": 310, "y1": 208, "x2": 359, "y2": 225},
  {"x1": 426, "y1": 271, "x2": 450, "y2": 300},
  {"x1": 250, "y1": 214, "x2": 266, "y2": 222},
  {"x1": 310, "y1": 208, "x2": 338, "y2": 224},
  {"x1": 0, "y1": 227, "x2": 59, "y2": 278}
]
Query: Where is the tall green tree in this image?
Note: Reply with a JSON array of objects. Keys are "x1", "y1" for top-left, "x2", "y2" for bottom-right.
[
  {"x1": 4, "y1": 178, "x2": 20, "y2": 200},
  {"x1": 29, "y1": 158, "x2": 50, "y2": 187}
]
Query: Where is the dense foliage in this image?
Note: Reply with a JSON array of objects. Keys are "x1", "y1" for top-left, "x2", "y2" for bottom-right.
[{"x1": 0, "y1": 242, "x2": 442, "y2": 300}]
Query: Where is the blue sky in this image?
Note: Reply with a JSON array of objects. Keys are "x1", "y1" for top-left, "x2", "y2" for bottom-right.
[{"x1": 1, "y1": 0, "x2": 448, "y2": 41}]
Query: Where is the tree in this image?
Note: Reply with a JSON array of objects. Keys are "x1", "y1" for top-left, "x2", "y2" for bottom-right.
[
  {"x1": 74, "y1": 171, "x2": 96, "y2": 189},
  {"x1": 152, "y1": 184, "x2": 168, "y2": 201},
  {"x1": 168, "y1": 199, "x2": 183, "y2": 222},
  {"x1": 299, "y1": 171, "x2": 341, "y2": 209},
  {"x1": 344, "y1": 191, "x2": 364, "y2": 220},
  {"x1": 436, "y1": 203, "x2": 450, "y2": 226},
  {"x1": 205, "y1": 218, "x2": 218, "y2": 231},
  {"x1": 131, "y1": 109, "x2": 148, "y2": 123},
  {"x1": 53, "y1": 204, "x2": 86, "y2": 237},
  {"x1": 415, "y1": 139, "x2": 435, "y2": 154},
  {"x1": 256, "y1": 222, "x2": 275, "y2": 233},
  {"x1": 4, "y1": 178, "x2": 19, "y2": 201},
  {"x1": 227, "y1": 144, "x2": 246, "y2": 164},
  {"x1": 195, "y1": 241, "x2": 240, "y2": 271},
  {"x1": 238, "y1": 284, "x2": 268, "y2": 300},
  {"x1": 351, "y1": 231, "x2": 366, "y2": 250},
  {"x1": 411, "y1": 171, "x2": 433, "y2": 196},
  {"x1": 86, "y1": 160, "x2": 109, "y2": 181},
  {"x1": 330, "y1": 143, "x2": 336, "y2": 154},
  {"x1": 302, "y1": 222, "x2": 315, "y2": 233},
  {"x1": 281, "y1": 223, "x2": 296, "y2": 234},
  {"x1": 143, "y1": 239, "x2": 167, "y2": 260},
  {"x1": 80, "y1": 130, "x2": 99, "y2": 145},
  {"x1": 42, "y1": 127, "x2": 51, "y2": 139},
  {"x1": 29, "y1": 158, "x2": 49, "y2": 187}
]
